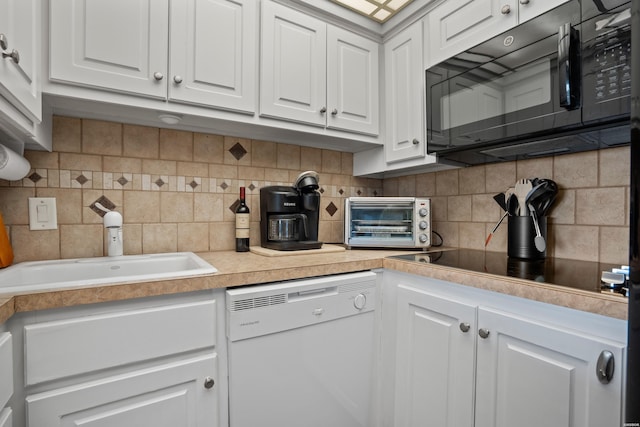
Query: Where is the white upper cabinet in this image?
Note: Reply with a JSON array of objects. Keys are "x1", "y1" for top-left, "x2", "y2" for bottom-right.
[
  {"x1": 426, "y1": 0, "x2": 569, "y2": 68},
  {"x1": 50, "y1": 0, "x2": 257, "y2": 113},
  {"x1": 260, "y1": 0, "x2": 379, "y2": 135},
  {"x1": 384, "y1": 21, "x2": 425, "y2": 163},
  {"x1": 169, "y1": 0, "x2": 257, "y2": 113},
  {"x1": 50, "y1": 0, "x2": 169, "y2": 99},
  {"x1": 0, "y1": 0, "x2": 41, "y2": 121},
  {"x1": 326, "y1": 26, "x2": 379, "y2": 135}
]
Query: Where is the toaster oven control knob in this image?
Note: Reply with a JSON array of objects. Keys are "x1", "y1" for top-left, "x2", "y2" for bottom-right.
[
  {"x1": 419, "y1": 221, "x2": 428, "y2": 230},
  {"x1": 354, "y1": 293, "x2": 367, "y2": 310},
  {"x1": 419, "y1": 234, "x2": 428, "y2": 243},
  {"x1": 419, "y1": 208, "x2": 428, "y2": 217}
]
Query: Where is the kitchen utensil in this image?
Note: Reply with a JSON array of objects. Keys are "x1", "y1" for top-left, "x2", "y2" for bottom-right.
[
  {"x1": 0, "y1": 212, "x2": 14, "y2": 267},
  {"x1": 529, "y1": 202, "x2": 546, "y2": 252},
  {"x1": 515, "y1": 179, "x2": 532, "y2": 216},
  {"x1": 506, "y1": 193, "x2": 518, "y2": 216},
  {"x1": 485, "y1": 211, "x2": 509, "y2": 247},
  {"x1": 493, "y1": 193, "x2": 507, "y2": 211}
]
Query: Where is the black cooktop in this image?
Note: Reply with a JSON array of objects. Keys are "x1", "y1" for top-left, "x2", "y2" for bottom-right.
[{"x1": 389, "y1": 249, "x2": 626, "y2": 296}]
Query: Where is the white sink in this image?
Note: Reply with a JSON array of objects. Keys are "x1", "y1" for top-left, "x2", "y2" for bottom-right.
[{"x1": 0, "y1": 252, "x2": 217, "y2": 294}]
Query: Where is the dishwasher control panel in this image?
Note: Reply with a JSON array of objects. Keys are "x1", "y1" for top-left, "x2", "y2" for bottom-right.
[{"x1": 226, "y1": 271, "x2": 377, "y2": 342}]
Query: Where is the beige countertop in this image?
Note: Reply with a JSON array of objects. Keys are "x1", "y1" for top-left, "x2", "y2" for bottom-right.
[{"x1": 0, "y1": 248, "x2": 629, "y2": 325}]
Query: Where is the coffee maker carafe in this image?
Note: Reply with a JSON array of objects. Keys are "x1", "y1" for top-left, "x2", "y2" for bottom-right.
[{"x1": 260, "y1": 171, "x2": 322, "y2": 251}]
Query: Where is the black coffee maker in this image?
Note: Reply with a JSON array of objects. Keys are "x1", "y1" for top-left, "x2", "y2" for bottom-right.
[{"x1": 260, "y1": 171, "x2": 322, "y2": 251}]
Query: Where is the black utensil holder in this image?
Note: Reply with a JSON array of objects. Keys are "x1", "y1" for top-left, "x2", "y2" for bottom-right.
[{"x1": 507, "y1": 215, "x2": 547, "y2": 259}]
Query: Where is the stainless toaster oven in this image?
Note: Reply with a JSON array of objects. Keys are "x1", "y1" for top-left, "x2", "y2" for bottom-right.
[{"x1": 344, "y1": 197, "x2": 431, "y2": 249}]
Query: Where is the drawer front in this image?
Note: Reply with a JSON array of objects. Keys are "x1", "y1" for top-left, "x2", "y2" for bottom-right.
[
  {"x1": 0, "y1": 333, "x2": 13, "y2": 409},
  {"x1": 25, "y1": 299, "x2": 216, "y2": 385}
]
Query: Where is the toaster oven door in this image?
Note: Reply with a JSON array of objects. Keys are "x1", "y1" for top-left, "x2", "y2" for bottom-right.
[{"x1": 346, "y1": 200, "x2": 417, "y2": 247}]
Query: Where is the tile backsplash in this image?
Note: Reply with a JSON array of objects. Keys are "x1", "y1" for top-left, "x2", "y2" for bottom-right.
[
  {"x1": 383, "y1": 147, "x2": 630, "y2": 264},
  {"x1": 0, "y1": 116, "x2": 630, "y2": 265},
  {"x1": 0, "y1": 117, "x2": 382, "y2": 262}
]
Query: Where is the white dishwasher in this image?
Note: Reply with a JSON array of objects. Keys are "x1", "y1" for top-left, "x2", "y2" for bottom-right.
[{"x1": 226, "y1": 271, "x2": 377, "y2": 427}]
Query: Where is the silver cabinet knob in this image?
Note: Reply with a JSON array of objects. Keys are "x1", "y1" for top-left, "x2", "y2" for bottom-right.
[
  {"x1": 596, "y1": 350, "x2": 615, "y2": 384},
  {"x1": 204, "y1": 376, "x2": 215, "y2": 389},
  {"x1": 0, "y1": 34, "x2": 7, "y2": 50},
  {"x1": 320, "y1": 106, "x2": 327, "y2": 114},
  {"x1": 331, "y1": 108, "x2": 338, "y2": 115},
  {"x1": 153, "y1": 72, "x2": 164, "y2": 81},
  {"x1": 412, "y1": 138, "x2": 420, "y2": 145},
  {"x1": 519, "y1": 0, "x2": 530, "y2": 4},
  {"x1": 459, "y1": 322, "x2": 471, "y2": 333},
  {"x1": 478, "y1": 328, "x2": 490, "y2": 339},
  {"x1": 2, "y1": 48, "x2": 19, "y2": 64},
  {"x1": 173, "y1": 75, "x2": 183, "y2": 84},
  {"x1": 501, "y1": 4, "x2": 511, "y2": 14}
]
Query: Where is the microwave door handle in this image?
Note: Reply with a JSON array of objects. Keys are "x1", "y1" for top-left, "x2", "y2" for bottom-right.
[{"x1": 558, "y1": 23, "x2": 580, "y2": 110}]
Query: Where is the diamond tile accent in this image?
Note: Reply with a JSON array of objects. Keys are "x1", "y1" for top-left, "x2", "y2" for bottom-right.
[
  {"x1": 373, "y1": 190, "x2": 379, "y2": 196},
  {"x1": 319, "y1": 188, "x2": 325, "y2": 194},
  {"x1": 338, "y1": 188, "x2": 344, "y2": 195},
  {"x1": 76, "y1": 174, "x2": 88, "y2": 185},
  {"x1": 28, "y1": 172, "x2": 42, "y2": 183},
  {"x1": 90, "y1": 196, "x2": 116, "y2": 217},
  {"x1": 230, "y1": 199, "x2": 240, "y2": 213},
  {"x1": 248, "y1": 183, "x2": 256, "y2": 191},
  {"x1": 189, "y1": 180, "x2": 198, "y2": 189},
  {"x1": 117, "y1": 176, "x2": 129, "y2": 186},
  {"x1": 357, "y1": 190, "x2": 362, "y2": 195},
  {"x1": 325, "y1": 202, "x2": 338, "y2": 217},
  {"x1": 220, "y1": 182, "x2": 229, "y2": 190},
  {"x1": 229, "y1": 142, "x2": 247, "y2": 161},
  {"x1": 155, "y1": 178, "x2": 165, "y2": 188}
]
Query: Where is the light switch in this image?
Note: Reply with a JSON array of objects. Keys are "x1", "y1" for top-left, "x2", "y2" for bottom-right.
[{"x1": 29, "y1": 197, "x2": 58, "y2": 230}]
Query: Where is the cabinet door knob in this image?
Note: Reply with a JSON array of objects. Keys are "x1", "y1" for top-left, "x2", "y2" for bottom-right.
[
  {"x1": 596, "y1": 350, "x2": 615, "y2": 384},
  {"x1": 153, "y1": 72, "x2": 164, "y2": 81},
  {"x1": 2, "y1": 49, "x2": 19, "y2": 64},
  {"x1": 459, "y1": 322, "x2": 471, "y2": 333},
  {"x1": 412, "y1": 138, "x2": 420, "y2": 145},
  {"x1": 331, "y1": 108, "x2": 338, "y2": 116},
  {"x1": 320, "y1": 106, "x2": 327, "y2": 114},
  {"x1": 173, "y1": 75, "x2": 183, "y2": 84},
  {"x1": 478, "y1": 328, "x2": 490, "y2": 339},
  {"x1": 0, "y1": 34, "x2": 7, "y2": 50},
  {"x1": 204, "y1": 376, "x2": 215, "y2": 389},
  {"x1": 519, "y1": 0, "x2": 530, "y2": 4},
  {"x1": 501, "y1": 4, "x2": 511, "y2": 14}
]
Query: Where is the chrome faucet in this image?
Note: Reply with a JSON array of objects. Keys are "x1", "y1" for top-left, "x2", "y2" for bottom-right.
[{"x1": 95, "y1": 202, "x2": 123, "y2": 257}]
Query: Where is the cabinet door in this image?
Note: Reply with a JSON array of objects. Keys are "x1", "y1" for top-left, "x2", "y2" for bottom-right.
[
  {"x1": 0, "y1": 0, "x2": 41, "y2": 121},
  {"x1": 49, "y1": 0, "x2": 169, "y2": 99},
  {"x1": 169, "y1": 0, "x2": 257, "y2": 113},
  {"x1": 384, "y1": 21, "x2": 424, "y2": 163},
  {"x1": 475, "y1": 307, "x2": 625, "y2": 427},
  {"x1": 27, "y1": 354, "x2": 219, "y2": 427},
  {"x1": 394, "y1": 285, "x2": 476, "y2": 427},
  {"x1": 426, "y1": 0, "x2": 517, "y2": 67},
  {"x1": 326, "y1": 26, "x2": 378, "y2": 135},
  {"x1": 0, "y1": 332, "x2": 12, "y2": 411},
  {"x1": 0, "y1": 408, "x2": 11, "y2": 427},
  {"x1": 260, "y1": 0, "x2": 326, "y2": 126}
]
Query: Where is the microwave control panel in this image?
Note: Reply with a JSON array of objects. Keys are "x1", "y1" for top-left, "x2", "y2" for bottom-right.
[{"x1": 593, "y1": 24, "x2": 632, "y2": 102}]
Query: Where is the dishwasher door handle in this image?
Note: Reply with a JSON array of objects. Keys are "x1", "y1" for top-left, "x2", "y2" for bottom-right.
[{"x1": 289, "y1": 286, "x2": 338, "y2": 301}]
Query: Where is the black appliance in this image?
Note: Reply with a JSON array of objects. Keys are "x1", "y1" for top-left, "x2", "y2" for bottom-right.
[
  {"x1": 259, "y1": 172, "x2": 322, "y2": 251},
  {"x1": 426, "y1": 0, "x2": 632, "y2": 166},
  {"x1": 626, "y1": 0, "x2": 639, "y2": 424}
]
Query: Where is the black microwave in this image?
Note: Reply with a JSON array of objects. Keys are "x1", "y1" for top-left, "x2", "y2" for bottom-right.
[{"x1": 426, "y1": 0, "x2": 632, "y2": 166}]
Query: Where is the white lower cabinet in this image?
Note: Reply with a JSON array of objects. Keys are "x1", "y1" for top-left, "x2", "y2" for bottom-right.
[
  {"x1": 388, "y1": 273, "x2": 626, "y2": 427},
  {"x1": 10, "y1": 291, "x2": 227, "y2": 427},
  {"x1": 0, "y1": 332, "x2": 13, "y2": 427},
  {"x1": 26, "y1": 354, "x2": 217, "y2": 427}
]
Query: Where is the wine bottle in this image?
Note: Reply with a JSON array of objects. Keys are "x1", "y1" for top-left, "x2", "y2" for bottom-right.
[{"x1": 235, "y1": 187, "x2": 250, "y2": 252}]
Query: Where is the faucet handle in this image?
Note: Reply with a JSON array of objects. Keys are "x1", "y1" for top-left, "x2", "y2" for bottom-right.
[{"x1": 103, "y1": 210, "x2": 123, "y2": 228}]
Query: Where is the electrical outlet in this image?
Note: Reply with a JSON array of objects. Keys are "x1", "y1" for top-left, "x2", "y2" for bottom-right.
[{"x1": 28, "y1": 197, "x2": 58, "y2": 230}]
